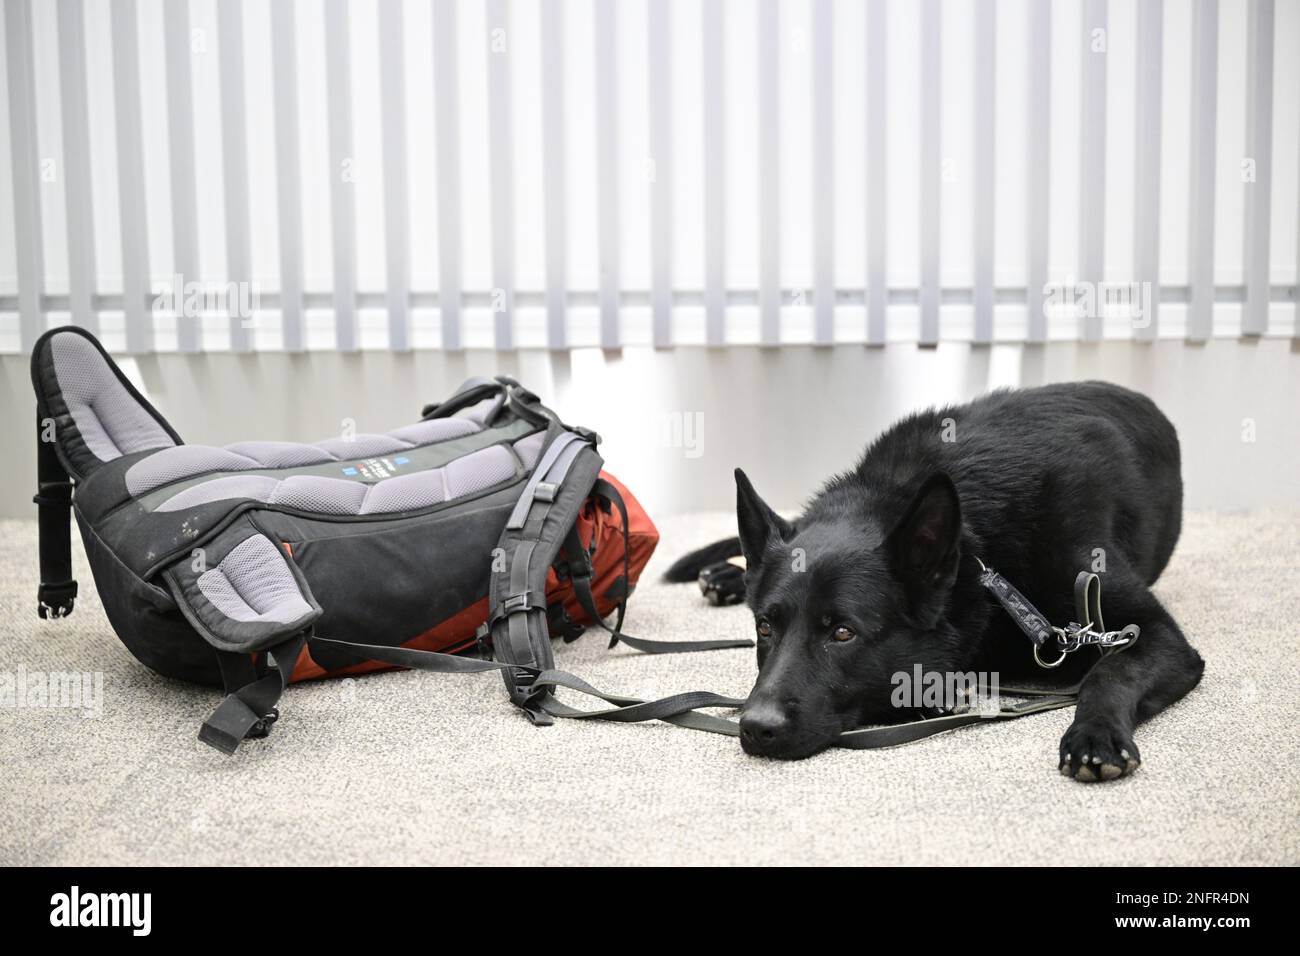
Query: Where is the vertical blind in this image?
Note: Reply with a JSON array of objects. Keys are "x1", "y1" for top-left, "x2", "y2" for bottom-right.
[{"x1": 1, "y1": 0, "x2": 1297, "y2": 354}]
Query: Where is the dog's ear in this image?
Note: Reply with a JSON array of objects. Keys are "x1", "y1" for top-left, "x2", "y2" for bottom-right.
[
  {"x1": 885, "y1": 472, "x2": 962, "y2": 599},
  {"x1": 735, "y1": 468, "x2": 792, "y2": 570}
]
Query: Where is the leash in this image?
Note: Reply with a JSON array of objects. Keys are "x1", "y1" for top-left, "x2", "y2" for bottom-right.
[
  {"x1": 302, "y1": 560, "x2": 1138, "y2": 753},
  {"x1": 654, "y1": 558, "x2": 1141, "y2": 750},
  {"x1": 822, "y1": 561, "x2": 1140, "y2": 749},
  {"x1": 974, "y1": 557, "x2": 1140, "y2": 669}
]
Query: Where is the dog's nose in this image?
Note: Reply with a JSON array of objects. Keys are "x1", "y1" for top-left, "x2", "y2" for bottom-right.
[{"x1": 740, "y1": 703, "x2": 791, "y2": 753}]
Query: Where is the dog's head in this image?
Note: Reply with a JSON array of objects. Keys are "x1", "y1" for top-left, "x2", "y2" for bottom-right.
[{"x1": 735, "y1": 468, "x2": 968, "y2": 759}]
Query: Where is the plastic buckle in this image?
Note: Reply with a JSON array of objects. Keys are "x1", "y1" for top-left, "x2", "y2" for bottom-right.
[
  {"x1": 500, "y1": 591, "x2": 534, "y2": 616},
  {"x1": 547, "y1": 602, "x2": 586, "y2": 643},
  {"x1": 246, "y1": 708, "x2": 279, "y2": 740},
  {"x1": 474, "y1": 621, "x2": 493, "y2": 659},
  {"x1": 37, "y1": 581, "x2": 78, "y2": 620},
  {"x1": 533, "y1": 481, "x2": 559, "y2": 503}
]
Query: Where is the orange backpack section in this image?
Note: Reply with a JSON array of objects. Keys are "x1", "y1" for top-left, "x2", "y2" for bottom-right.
[{"x1": 288, "y1": 470, "x2": 657, "y2": 682}]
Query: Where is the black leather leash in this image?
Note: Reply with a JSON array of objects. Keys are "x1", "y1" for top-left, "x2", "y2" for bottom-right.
[
  {"x1": 976, "y1": 559, "x2": 1140, "y2": 668},
  {"x1": 706, "y1": 559, "x2": 1142, "y2": 751}
]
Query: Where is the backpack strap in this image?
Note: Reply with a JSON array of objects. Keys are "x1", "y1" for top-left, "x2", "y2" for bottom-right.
[
  {"x1": 487, "y1": 428, "x2": 600, "y2": 723},
  {"x1": 308, "y1": 635, "x2": 747, "y2": 737},
  {"x1": 559, "y1": 479, "x2": 752, "y2": 654},
  {"x1": 34, "y1": 415, "x2": 77, "y2": 619},
  {"x1": 161, "y1": 519, "x2": 322, "y2": 754},
  {"x1": 199, "y1": 634, "x2": 307, "y2": 755}
]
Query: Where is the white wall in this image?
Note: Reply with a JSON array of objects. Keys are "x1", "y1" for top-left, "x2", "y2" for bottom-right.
[{"x1": 2, "y1": 338, "x2": 1296, "y2": 518}]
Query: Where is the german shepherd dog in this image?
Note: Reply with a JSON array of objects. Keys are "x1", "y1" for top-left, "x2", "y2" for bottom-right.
[{"x1": 665, "y1": 382, "x2": 1204, "y2": 780}]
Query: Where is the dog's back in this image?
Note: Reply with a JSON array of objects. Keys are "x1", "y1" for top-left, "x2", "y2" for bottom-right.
[{"x1": 831, "y1": 381, "x2": 1181, "y2": 588}]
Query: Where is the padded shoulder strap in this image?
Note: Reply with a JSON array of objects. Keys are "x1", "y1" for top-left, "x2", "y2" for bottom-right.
[
  {"x1": 162, "y1": 518, "x2": 321, "y2": 655},
  {"x1": 30, "y1": 326, "x2": 180, "y2": 480},
  {"x1": 487, "y1": 427, "x2": 602, "y2": 722},
  {"x1": 163, "y1": 517, "x2": 322, "y2": 756},
  {"x1": 30, "y1": 326, "x2": 180, "y2": 620}
]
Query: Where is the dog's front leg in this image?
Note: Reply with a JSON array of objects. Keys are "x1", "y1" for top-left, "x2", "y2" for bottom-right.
[{"x1": 1058, "y1": 569, "x2": 1205, "y2": 782}]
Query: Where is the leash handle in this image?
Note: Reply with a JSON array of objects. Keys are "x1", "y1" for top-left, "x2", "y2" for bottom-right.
[
  {"x1": 978, "y1": 565, "x2": 1055, "y2": 647},
  {"x1": 979, "y1": 561, "x2": 1139, "y2": 668}
]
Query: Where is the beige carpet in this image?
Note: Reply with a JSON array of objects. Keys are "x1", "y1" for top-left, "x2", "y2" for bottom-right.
[{"x1": 1, "y1": 511, "x2": 1297, "y2": 866}]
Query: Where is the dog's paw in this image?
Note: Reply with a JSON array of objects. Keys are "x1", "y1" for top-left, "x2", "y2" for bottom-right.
[{"x1": 1058, "y1": 718, "x2": 1140, "y2": 782}]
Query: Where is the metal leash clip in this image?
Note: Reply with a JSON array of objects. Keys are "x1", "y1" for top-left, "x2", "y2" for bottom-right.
[
  {"x1": 977, "y1": 558, "x2": 1142, "y2": 670},
  {"x1": 1057, "y1": 622, "x2": 1140, "y2": 653}
]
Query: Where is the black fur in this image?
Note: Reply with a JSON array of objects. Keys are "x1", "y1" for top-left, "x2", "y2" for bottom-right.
[
  {"x1": 662, "y1": 536, "x2": 743, "y2": 583},
  {"x1": 672, "y1": 382, "x2": 1205, "y2": 778}
]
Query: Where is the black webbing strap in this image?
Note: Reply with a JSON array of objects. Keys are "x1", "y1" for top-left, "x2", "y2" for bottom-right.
[
  {"x1": 199, "y1": 633, "x2": 306, "y2": 755},
  {"x1": 297, "y1": 636, "x2": 1080, "y2": 749},
  {"x1": 832, "y1": 688, "x2": 1080, "y2": 749},
  {"x1": 564, "y1": 479, "x2": 753, "y2": 654},
  {"x1": 506, "y1": 431, "x2": 586, "y2": 530},
  {"x1": 308, "y1": 635, "x2": 745, "y2": 735},
  {"x1": 34, "y1": 418, "x2": 77, "y2": 619},
  {"x1": 560, "y1": 525, "x2": 751, "y2": 654}
]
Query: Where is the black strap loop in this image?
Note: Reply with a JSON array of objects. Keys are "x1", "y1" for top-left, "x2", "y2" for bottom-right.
[
  {"x1": 35, "y1": 418, "x2": 77, "y2": 619},
  {"x1": 564, "y1": 484, "x2": 753, "y2": 654},
  {"x1": 198, "y1": 633, "x2": 307, "y2": 755}
]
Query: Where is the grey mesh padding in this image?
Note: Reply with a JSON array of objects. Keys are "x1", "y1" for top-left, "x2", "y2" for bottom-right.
[
  {"x1": 314, "y1": 434, "x2": 412, "y2": 459},
  {"x1": 512, "y1": 431, "x2": 546, "y2": 471},
  {"x1": 224, "y1": 440, "x2": 330, "y2": 468},
  {"x1": 153, "y1": 442, "x2": 520, "y2": 515},
  {"x1": 387, "y1": 418, "x2": 478, "y2": 445},
  {"x1": 126, "y1": 445, "x2": 263, "y2": 496},
  {"x1": 268, "y1": 475, "x2": 370, "y2": 515},
  {"x1": 445, "y1": 444, "x2": 516, "y2": 497},
  {"x1": 457, "y1": 395, "x2": 505, "y2": 426},
  {"x1": 358, "y1": 469, "x2": 449, "y2": 514},
  {"x1": 196, "y1": 534, "x2": 315, "y2": 625},
  {"x1": 50, "y1": 332, "x2": 176, "y2": 462},
  {"x1": 156, "y1": 475, "x2": 281, "y2": 513},
  {"x1": 125, "y1": 417, "x2": 489, "y2": 497}
]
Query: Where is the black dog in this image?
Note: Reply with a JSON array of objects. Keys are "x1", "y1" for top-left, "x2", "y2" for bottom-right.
[{"x1": 665, "y1": 382, "x2": 1204, "y2": 780}]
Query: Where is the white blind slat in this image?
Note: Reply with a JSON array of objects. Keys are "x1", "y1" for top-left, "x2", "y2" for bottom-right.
[
  {"x1": 7, "y1": 0, "x2": 45, "y2": 351},
  {"x1": 218, "y1": 0, "x2": 252, "y2": 352},
  {"x1": 1242, "y1": 0, "x2": 1275, "y2": 337},
  {"x1": 57, "y1": 0, "x2": 97, "y2": 334}
]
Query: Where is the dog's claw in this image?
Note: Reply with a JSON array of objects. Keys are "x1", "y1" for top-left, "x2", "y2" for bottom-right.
[{"x1": 1059, "y1": 718, "x2": 1141, "y2": 783}]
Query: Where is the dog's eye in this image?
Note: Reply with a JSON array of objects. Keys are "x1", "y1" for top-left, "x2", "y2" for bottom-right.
[
  {"x1": 831, "y1": 626, "x2": 856, "y2": 642},
  {"x1": 756, "y1": 619, "x2": 773, "y2": 639}
]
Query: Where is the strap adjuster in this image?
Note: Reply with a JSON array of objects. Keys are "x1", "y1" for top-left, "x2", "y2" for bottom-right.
[
  {"x1": 37, "y1": 580, "x2": 78, "y2": 619},
  {"x1": 474, "y1": 621, "x2": 493, "y2": 659},
  {"x1": 490, "y1": 591, "x2": 541, "y2": 627},
  {"x1": 33, "y1": 480, "x2": 74, "y2": 507},
  {"x1": 501, "y1": 591, "x2": 534, "y2": 615},
  {"x1": 533, "y1": 481, "x2": 559, "y2": 503},
  {"x1": 246, "y1": 707, "x2": 280, "y2": 739}
]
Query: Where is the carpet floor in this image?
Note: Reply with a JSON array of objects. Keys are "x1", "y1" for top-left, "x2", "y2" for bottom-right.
[{"x1": 1, "y1": 511, "x2": 1297, "y2": 866}]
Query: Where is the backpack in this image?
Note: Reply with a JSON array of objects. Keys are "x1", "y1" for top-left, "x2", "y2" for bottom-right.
[{"x1": 31, "y1": 326, "x2": 748, "y2": 754}]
